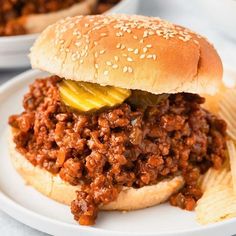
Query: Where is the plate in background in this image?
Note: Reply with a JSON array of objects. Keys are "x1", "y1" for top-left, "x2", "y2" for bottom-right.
[
  {"x1": 0, "y1": 69, "x2": 236, "y2": 236},
  {"x1": 0, "y1": 0, "x2": 139, "y2": 70}
]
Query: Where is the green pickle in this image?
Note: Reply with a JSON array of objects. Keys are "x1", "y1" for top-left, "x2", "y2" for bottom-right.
[
  {"x1": 128, "y1": 90, "x2": 169, "y2": 108},
  {"x1": 59, "y1": 80, "x2": 131, "y2": 112}
]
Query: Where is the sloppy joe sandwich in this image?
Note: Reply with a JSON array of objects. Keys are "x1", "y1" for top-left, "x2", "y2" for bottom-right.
[{"x1": 8, "y1": 14, "x2": 227, "y2": 226}]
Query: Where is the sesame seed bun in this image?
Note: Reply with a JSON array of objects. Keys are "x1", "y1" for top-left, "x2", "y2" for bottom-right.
[
  {"x1": 30, "y1": 14, "x2": 223, "y2": 95},
  {"x1": 9, "y1": 128, "x2": 184, "y2": 210},
  {"x1": 19, "y1": 0, "x2": 97, "y2": 34}
]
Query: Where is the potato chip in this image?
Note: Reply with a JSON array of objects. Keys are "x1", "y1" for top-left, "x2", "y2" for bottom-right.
[
  {"x1": 219, "y1": 111, "x2": 236, "y2": 141},
  {"x1": 196, "y1": 185, "x2": 236, "y2": 224},
  {"x1": 200, "y1": 168, "x2": 232, "y2": 192},
  {"x1": 221, "y1": 89, "x2": 236, "y2": 108},
  {"x1": 218, "y1": 88, "x2": 236, "y2": 141},
  {"x1": 202, "y1": 81, "x2": 227, "y2": 114},
  {"x1": 196, "y1": 77, "x2": 236, "y2": 225},
  {"x1": 227, "y1": 140, "x2": 236, "y2": 193},
  {"x1": 199, "y1": 139, "x2": 232, "y2": 192}
]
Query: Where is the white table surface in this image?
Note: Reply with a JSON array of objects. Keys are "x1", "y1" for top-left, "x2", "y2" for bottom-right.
[{"x1": 0, "y1": 0, "x2": 235, "y2": 235}]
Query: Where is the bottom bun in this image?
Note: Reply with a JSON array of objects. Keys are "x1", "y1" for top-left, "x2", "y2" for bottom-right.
[{"x1": 9, "y1": 128, "x2": 184, "y2": 210}]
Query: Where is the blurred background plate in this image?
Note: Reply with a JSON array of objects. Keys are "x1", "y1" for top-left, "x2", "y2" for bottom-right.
[
  {"x1": 0, "y1": 34, "x2": 38, "y2": 69},
  {"x1": 0, "y1": 0, "x2": 139, "y2": 70}
]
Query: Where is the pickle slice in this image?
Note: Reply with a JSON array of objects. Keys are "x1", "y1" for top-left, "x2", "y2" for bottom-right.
[
  {"x1": 128, "y1": 90, "x2": 169, "y2": 108},
  {"x1": 59, "y1": 80, "x2": 131, "y2": 112}
]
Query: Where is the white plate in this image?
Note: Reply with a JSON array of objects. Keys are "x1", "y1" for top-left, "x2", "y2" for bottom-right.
[
  {"x1": 0, "y1": 34, "x2": 38, "y2": 69},
  {"x1": 0, "y1": 0, "x2": 139, "y2": 70},
  {"x1": 0, "y1": 69, "x2": 236, "y2": 236}
]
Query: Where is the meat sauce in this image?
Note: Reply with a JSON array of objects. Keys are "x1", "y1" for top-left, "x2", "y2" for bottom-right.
[{"x1": 9, "y1": 76, "x2": 227, "y2": 225}]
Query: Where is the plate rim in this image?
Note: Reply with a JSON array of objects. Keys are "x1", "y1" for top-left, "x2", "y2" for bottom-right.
[{"x1": 0, "y1": 69, "x2": 236, "y2": 236}]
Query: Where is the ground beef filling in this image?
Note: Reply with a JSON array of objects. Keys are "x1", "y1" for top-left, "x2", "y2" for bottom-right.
[
  {"x1": 0, "y1": 0, "x2": 120, "y2": 36},
  {"x1": 8, "y1": 76, "x2": 227, "y2": 225}
]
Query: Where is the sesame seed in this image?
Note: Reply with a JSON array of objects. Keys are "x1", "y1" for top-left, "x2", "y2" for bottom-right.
[
  {"x1": 85, "y1": 23, "x2": 89, "y2": 27},
  {"x1": 153, "y1": 54, "x2": 157, "y2": 60},
  {"x1": 65, "y1": 48, "x2": 69, "y2": 53},
  {"x1": 147, "y1": 54, "x2": 153, "y2": 59},
  {"x1": 143, "y1": 47, "x2": 148, "y2": 53},
  {"x1": 114, "y1": 56, "x2": 119, "y2": 62},
  {"x1": 128, "y1": 66, "x2": 133, "y2": 73},
  {"x1": 179, "y1": 36, "x2": 189, "y2": 42},
  {"x1": 80, "y1": 59, "x2": 84, "y2": 64},
  {"x1": 123, "y1": 66, "x2": 128, "y2": 73},
  {"x1": 100, "y1": 50, "x2": 105, "y2": 54},
  {"x1": 100, "y1": 33, "x2": 107, "y2": 37},
  {"x1": 143, "y1": 30, "x2": 148, "y2": 38},
  {"x1": 104, "y1": 70, "x2": 109, "y2": 76},
  {"x1": 116, "y1": 43, "x2": 121, "y2": 49},
  {"x1": 121, "y1": 44, "x2": 126, "y2": 50},
  {"x1": 106, "y1": 61, "x2": 112, "y2": 66},
  {"x1": 140, "y1": 39, "x2": 144, "y2": 43},
  {"x1": 112, "y1": 64, "x2": 118, "y2": 69},
  {"x1": 127, "y1": 57, "x2": 133, "y2": 62},
  {"x1": 146, "y1": 44, "x2": 152, "y2": 48},
  {"x1": 95, "y1": 64, "x2": 99, "y2": 69},
  {"x1": 163, "y1": 35, "x2": 170, "y2": 39},
  {"x1": 133, "y1": 35, "x2": 138, "y2": 39},
  {"x1": 95, "y1": 52, "x2": 98, "y2": 58},
  {"x1": 134, "y1": 49, "x2": 139, "y2": 54},
  {"x1": 128, "y1": 48, "x2": 133, "y2": 52},
  {"x1": 122, "y1": 53, "x2": 128, "y2": 57},
  {"x1": 116, "y1": 32, "x2": 123, "y2": 37},
  {"x1": 156, "y1": 30, "x2": 163, "y2": 36},
  {"x1": 140, "y1": 54, "x2": 145, "y2": 59}
]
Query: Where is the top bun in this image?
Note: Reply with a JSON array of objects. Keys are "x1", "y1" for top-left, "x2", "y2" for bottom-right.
[{"x1": 30, "y1": 14, "x2": 223, "y2": 95}]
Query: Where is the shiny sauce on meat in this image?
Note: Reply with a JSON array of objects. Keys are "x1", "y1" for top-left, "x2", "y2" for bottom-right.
[{"x1": 9, "y1": 76, "x2": 227, "y2": 225}]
